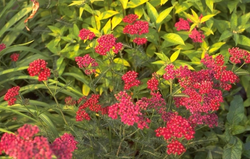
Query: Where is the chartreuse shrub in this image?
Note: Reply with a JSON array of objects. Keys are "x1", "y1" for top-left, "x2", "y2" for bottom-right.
[{"x1": 1, "y1": 0, "x2": 250, "y2": 158}]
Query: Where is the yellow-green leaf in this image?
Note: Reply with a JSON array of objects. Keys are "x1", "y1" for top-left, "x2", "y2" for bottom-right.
[
  {"x1": 127, "y1": 0, "x2": 148, "y2": 8},
  {"x1": 161, "y1": 0, "x2": 168, "y2": 5},
  {"x1": 100, "y1": 10, "x2": 119, "y2": 20},
  {"x1": 82, "y1": 84, "x2": 91, "y2": 96},
  {"x1": 209, "y1": 42, "x2": 226, "y2": 54},
  {"x1": 112, "y1": 13, "x2": 123, "y2": 30},
  {"x1": 113, "y1": 58, "x2": 130, "y2": 67},
  {"x1": 119, "y1": 0, "x2": 128, "y2": 9},
  {"x1": 170, "y1": 49, "x2": 180, "y2": 62},
  {"x1": 162, "y1": 33, "x2": 185, "y2": 45},
  {"x1": 156, "y1": 6, "x2": 173, "y2": 26},
  {"x1": 205, "y1": 0, "x2": 213, "y2": 12},
  {"x1": 146, "y1": 2, "x2": 158, "y2": 23},
  {"x1": 102, "y1": 19, "x2": 111, "y2": 34},
  {"x1": 201, "y1": 14, "x2": 216, "y2": 23}
]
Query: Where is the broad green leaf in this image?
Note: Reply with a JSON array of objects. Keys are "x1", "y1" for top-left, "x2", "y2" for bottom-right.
[
  {"x1": 119, "y1": 0, "x2": 128, "y2": 9},
  {"x1": 102, "y1": 19, "x2": 111, "y2": 34},
  {"x1": 232, "y1": 125, "x2": 246, "y2": 135},
  {"x1": 151, "y1": 60, "x2": 165, "y2": 65},
  {"x1": 162, "y1": 33, "x2": 185, "y2": 45},
  {"x1": 113, "y1": 58, "x2": 130, "y2": 67},
  {"x1": 227, "y1": 95, "x2": 244, "y2": 125},
  {"x1": 170, "y1": 49, "x2": 180, "y2": 62},
  {"x1": 174, "y1": 60, "x2": 195, "y2": 70},
  {"x1": 100, "y1": 10, "x2": 119, "y2": 20},
  {"x1": 156, "y1": 7, "x2": 173, "y2": 27},
  {"x1": 205, "y1": 0, "x2": 213, "y2": 12},
  {"x1": 161, "y1": 0, "x2": 168, "y2": 5},
  {"x1": 208, "y1": 42, "x2": 225, "y2": 54},
  {"x1": 175, "y1": 2, "x2": 193, "y2": 14},
  {"x1": 191, "y1": 9, "x2": 199, "y2": 20},
  {"x1": 146, "y1": 2, "x2": 158, "y2": 23},
  {"x1": 223, "y1": 137, "x2": 242, "y2": 159},
  {"x1": 238, "y1": 35, "x2": 250, "y2": 47},
  {"x1": 127, "y1": 0, "x2": 148, "y2": 8},
  {"x1": 48, "y1": 26, "x2": 62, "y2": 35},
  {"x1": 73, "y1": 24, "x2": 80, "y2": 39},
  {"x1": 146, "y1": 43, "x2": 156, "y2": 57},
  {"x1": 219, "y1": 30, "x2": 233, "y2": 41},
  {"x1": 112, "y1": 13, "x2": 123, "y2": 29},
  {"x1": 68, "y1": 0, "x2": 86, "y2": 6},
  {"x1": 230, "y1": 12, "x2": 238, "y2": 30},
  {"x1": 184, "y1": 12, "x2": 197, "y2": 23},
  {"x1": 201, "y1": 14, "x2": 216, "y2": 23},
  {"x1": 155, "y1": 52, "x2": 170, "y2": 61},
  {"x1": 134, "y1": 5, "x2": 144, "y2": 18},
  {"x1": 57, "y1": 56, "x2": 66, "y2": 76},
  {"x1": 82, "y1": 84, "x2": 91, "y2": 96}
]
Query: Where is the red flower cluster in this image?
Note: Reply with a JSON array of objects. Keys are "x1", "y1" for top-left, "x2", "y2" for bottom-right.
[
  {"x1": 27, "y1": 59, "x2": 51, "y2": 81},
  {"x1": 10, "y1": 53, "x2": 20, "y2": 62},
  {"x1": 75, "y1": 54, "x2": 98, "y2": 75},
  {"x1": 0, "y1": 124, "x2": 78, "y2": 159},
  {"x1": 78, "y1": 28, "x2": 95, "y2": 40},
  {"x1": 94, "y1": 34, "x2": 123, "y2": 55},
  {"x1": 167, "y1": 139, "x2": 186, "y2": 155},
  {"x1": 189, "y1": 28, "x2": 205, "y2": 43},
  {"x1": 147, "y1": 75, "x2": 159, "y2": 92},
  {"x1": 50, "y1": 133, "x2": 78, "y2": 159},
  {"x1": 174, "y1": 18, "x2": 190, "y2": 31},
  {"x1": 229, "y1": 47, "x2": 250, "y2": 64},
  {"x1": 75, "y1": 94, "x2": 107, "y2": 121},
  {"x1": 175, "y1": 17, "x2": 205, "y2": 43},
  {"x1": 155, "y1": 114, "x2": 195, "y2": 155},
  {"x1": 188, "y1": 113, "x2": 218, "y2": 128},
  {"x1": 65, "y1": 96, "x2": 76, "y2": 106},
  {"x1": 4, "y1": 86, "x2": 20, "y2": 105},
  {"x1": 0, "y1": 124, "x2": 53, "y2": 159},
  {"x1": 123, "y1": 14, "x2": 148, "y2": 45},
  {"x1": 122, "y1": 70, "x2": 140, "y2": 90},
  {"x1": 108, "y1": 91, "x2": 150, "y2": 129},
  {"x1": 0, "y1": 43, "x2": 6, "y2": 51}
]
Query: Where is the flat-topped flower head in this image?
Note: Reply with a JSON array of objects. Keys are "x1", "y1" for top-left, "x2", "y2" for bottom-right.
[
  {"x1": 123, "y1": 14, "x2": 138, "y2": 23},
  {"x1": 27, "y1": 59, "x2": 51, "y2": 81},
  {"x1": 4, "y1": 86, "x2": 20, "y2": 105},
  {"x1": 79, "y1": 28, "x2": 95, "y2": 40},
  {"x1": 175, "y1": 18, "x2": 190, "y2": 31},
  {"x1": 189, "y1": 28, "x2": 205, "y2": 43},
  {"x1": 10, "y1": 53, "x2": 20, "y2": 62}
]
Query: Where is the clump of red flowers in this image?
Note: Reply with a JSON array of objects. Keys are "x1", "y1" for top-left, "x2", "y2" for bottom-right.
[
  {"x1": 75, "y1": 94, "x2": 108, "y2": 121},
  {"x1": 155, "y1": 113, "x2": 195, "y2": 155},
  {"x1": 4, "y1": 86, "x2": 20, "y2": 106},
  {"x1": 0, "y1": 124, "x2": 78, "y2": 159},
  {"x1": 189, "y1": 28, "x2": 205, "y2": 43},
  {"x1": 147, "y1": 73, "x2": 159, "y2": 92},
  {"x1": 27, "y1": 59, "x2": 51, "y2": 81},
  {"x1": 108, "y1": 91, "x2": 150, "y2": 129},
  {"x1": 123, "y1": 14, "x2": 148, "y2": 45},
  {"x1": 79, "y1": 28, "x2": 95, "y2": 40},
  {"x1": 122, "y1": 70, "x2": 141, "y2": 90},
  {"x1": 174, "y1": 18, "x2": 190, "y2": 31},
  {"x1": 50, "y1": 133, "x2": 78, "y2": 159},
  {"x1": 10, "y1": 53, "x2": 20, "y2": 62},
  {"x1": 0, "y1": 43, "x2": 6, "y2": 51},
  {"x1": 229, "y1": 47, "x2": 250, "y2": 64},
  {"x1": 75, "y1": 54, "x2": 98, "y2": 75},
  {"x1": 94, "y1": 34, "x2": 123, "y2": 55}
]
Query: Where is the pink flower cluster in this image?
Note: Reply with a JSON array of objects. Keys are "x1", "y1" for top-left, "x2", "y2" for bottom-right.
[
  {"x1": 50, "y1": 133, "x2": 78, "y2": 159},
  {"x1": 108, "y1": 91, "x2": 150, "y2": 129},
  {"x1": 147, "y1": 73, "x2": 159, "y2": 92},
  {"x1": 94, "y1": 34, "x2": 123, "y2": 55},
  {"x1": 10, "y1": 53, "x2": 20, "y2": 62},
  {"x1": 78, "y1": 28, "x2": 95, "y2": 40},
  {"x1": 75, "y1": 54, "x2": 98, "y2": 75},
  {"x1": 122, "y1": 70, "x2": 140, "y2": 90},
  {"x1": 229, "y1": 47, "x2": 250, "y2": 64},
  {"x1": 0, "y1": 43, "x2": 6, "y2": 51},
  {"x1": 123, "y1": 14, "x2": 148, "y2": 45},
  {"x1": 155, "y1": 113, "x2": 195, "y2": 155},
  {"x1": 4, "y1": 86, "x2": 20, "y2": 105},
  {"x1": 76, "y1": 94, "x2": 108, "y2": 121},
  {"x1": 0, "y1": 124, "x2": 78, "y2": 159},
  {"x1": 162, "y1": 54, "x2": 238, "y2": 114},
  {"x1": 175, "y1": 16, "x2": 205, "y2": 43},
  {"x1": 188, "y1": 113, "x2": 218, "y2": 128},
  {"x1": 27, "y1": 59, "x2": 51, "y2": 81}
]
